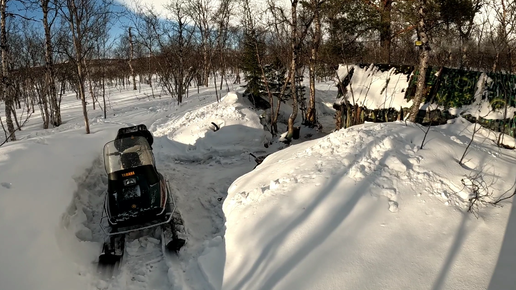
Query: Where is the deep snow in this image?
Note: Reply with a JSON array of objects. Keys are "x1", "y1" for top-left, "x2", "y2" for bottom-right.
[{"x1": 1, "y1": 68, "x2": 516, "y2": 290}]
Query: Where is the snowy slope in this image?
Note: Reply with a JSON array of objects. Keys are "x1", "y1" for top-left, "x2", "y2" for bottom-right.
[
  {"x1": 1, "y1": 72, "x2": 516, "y2": 290},
  {"x1": 223, "y1": 119, "x2": 516, "y2": 290}
]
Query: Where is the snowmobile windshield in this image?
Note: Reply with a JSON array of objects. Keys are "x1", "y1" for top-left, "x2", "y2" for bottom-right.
[{"x1": 103, "y1": 136, "x2": 155, "y2": 174}]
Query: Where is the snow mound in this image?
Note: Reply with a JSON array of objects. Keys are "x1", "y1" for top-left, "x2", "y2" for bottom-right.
[
  {"x1": 151, "y1": 92, "x2": 267, "y2": 161},
  {"x1": 223, "y1": 121, "x2": 516, "y2": 290}
]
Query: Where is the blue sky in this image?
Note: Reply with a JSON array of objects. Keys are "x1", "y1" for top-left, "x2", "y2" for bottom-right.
[{"x1": 6, "y1": 0, "x2": 135, "y2": 43}]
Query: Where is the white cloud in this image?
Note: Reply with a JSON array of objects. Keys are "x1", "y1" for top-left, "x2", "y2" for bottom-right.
[{"x1": 115, "y1": 0, "x2": 290, "y2": 22}]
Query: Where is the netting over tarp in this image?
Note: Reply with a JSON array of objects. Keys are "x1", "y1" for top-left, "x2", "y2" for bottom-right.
[{"x1": 336, "y1": 64, "x2": 516, "y2": 136}]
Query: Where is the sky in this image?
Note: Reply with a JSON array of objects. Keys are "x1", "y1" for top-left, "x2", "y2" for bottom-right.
[{"x1": 1, "y1": 65, "x2": 516, "y2": 290}]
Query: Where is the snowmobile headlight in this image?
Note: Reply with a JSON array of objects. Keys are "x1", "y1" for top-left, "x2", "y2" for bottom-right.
[{"x1": 123, "y1": 178, "x2": 137, "y2": 186}]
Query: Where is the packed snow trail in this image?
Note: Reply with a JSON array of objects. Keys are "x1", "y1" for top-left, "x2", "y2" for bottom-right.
[
  {"x1": 60, "y1": 91, "x2": 293, "y2": 289},
  {"x1": 56, "y1": 88, "x2": 358, "y2": 289},
  {"x1": 62, "y1": 138, "x2": 260, "y2": 290},
  {"x1": 62, "y1": 157, "x2": 180, "y2": 290},
  {"x1": 153, "y1": 146, "x2": 260, "y2": 290}
]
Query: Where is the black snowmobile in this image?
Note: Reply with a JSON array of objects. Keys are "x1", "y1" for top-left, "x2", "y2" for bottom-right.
[{"x1": 98, "y1": 124, "x2": 186, "y2": 267}]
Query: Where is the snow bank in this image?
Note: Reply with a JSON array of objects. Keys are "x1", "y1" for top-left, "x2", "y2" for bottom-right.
[
  {"x1": 223, "y1": 120, "x2": 516, "y2": 290},
  {"x1": 0, "y1": 126, "x2": 118, "y2": 290},
  {"x1": 151, "y1": 92, "x2": 268, "y2": 161}
]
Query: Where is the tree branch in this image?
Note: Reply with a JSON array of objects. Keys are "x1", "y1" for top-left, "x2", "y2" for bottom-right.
[{"x1": 0, "y1": 111, "x2": 32, "y2": 147}]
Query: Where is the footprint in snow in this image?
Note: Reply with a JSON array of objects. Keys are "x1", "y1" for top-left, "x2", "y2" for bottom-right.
[
  {"x1": 450, "y1": 136, "x2": 464, "y2": 145},
  {"x1": 388, "y1": 200, "x2": 399, "y2": 213}
]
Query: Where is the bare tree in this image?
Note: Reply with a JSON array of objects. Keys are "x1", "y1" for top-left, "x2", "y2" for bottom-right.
[
  {"x1": 304, "y1": 0, "x2": 325, "y2": 128},
  {"x1": 1, "y1": 0, "x2": 15, "y2": 140},
  {"x1": 408, "y1": 0, "x2": 431, "y2": 123},
  {"x1": 128, "y1": 27, "x2": 137, "y2": 90},
  {"x1": 40, "y1": 0, "x2": 61, "y2": 127},
  {"x1": 129, "y1": 6, "x2": 159, "y2": 96},
  {"x1": 187, "y1": 0, "x2": 214, "y2": 88},
  {"x1": 162, "y1": 0, "x2": 197, "y2": 104},
  {"x1": 268, "y1": 0, "x2": 313, "y2": 139},
  {"x1": 57, "y1": 0, "x2": 111, "y2": 134},
  {"x1": 213, "y1": 0, "x2": 234, "y2": 93},
  {"x1": 488, "y1": 0, "x2": 516, "y2": 72},
  {"x1": 20, "y1": 23, "x2": 50, "y2": 127}
]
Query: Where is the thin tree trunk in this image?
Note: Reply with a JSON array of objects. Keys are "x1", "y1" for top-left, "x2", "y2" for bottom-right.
[
  {"x1": 1, "y1": 0, "x2": 14, "y2": 140},
  {"x1": 409, "y1": 1, "x2": 430, "y2": 123},
  {"x1": 178, "y1": 26, "x2": 184, "y2": 104},
  {"x1": 380, "y1": 0, "x2": 392, "y2": 64},
  {"x1": 42, "y1": 87, "x2": 50, "y2": 129},
  {"x1": 78, "y1": 63, "x2": 90, "y2": 134},
  {"x1": 36, "y1": 80, "x2": 50, "y2": 128},
  {"x1": 42, "y1": 0, "x2": 60, "y2": 127},
  {"x1": 213, "y1": 71, "x2": 219, "y2": 102},
  {"x1": 203, "y1": 32, "x2": 210, "y2": 87},
  {"x1": 87, "y1": 68, "x2": 95, "y2": 110},
  {"x1": 102, "y1": 77, "x2": 106, "y2": 119},
  {"x1": 493, "y1": 52, "x2": 500, "y2": 72},
  {"x1": 68, "y1": 0, "x2": 90, "y2": 134},
  {"x1": 128, "y1": 27, "x2": 137, "y2": 90},
  {"x1": 306, "y1": 0, "x2": 323, "y2": 127},
  {"x1": 287, "y1": 0, "x2": 299, "y2": 139}
]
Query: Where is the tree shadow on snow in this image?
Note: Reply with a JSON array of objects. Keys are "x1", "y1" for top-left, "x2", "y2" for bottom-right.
[
  {"x1": 431, "y1": 212, "x2": 470, "y2": 290},
  {"x1": 487, "y1": 197, "x2": 516, "y2": 290},
  {"x1": 153, "y1": 124, "x2": 266, "y2": 289},
  {"x1": 226, "y1": 135, "x2": 397, "y2": 290}
]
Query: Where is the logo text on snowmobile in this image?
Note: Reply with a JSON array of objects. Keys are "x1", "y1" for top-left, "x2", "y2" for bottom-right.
[{"x1": 122, "y1": 171, "x2": 135, "y2": 177}]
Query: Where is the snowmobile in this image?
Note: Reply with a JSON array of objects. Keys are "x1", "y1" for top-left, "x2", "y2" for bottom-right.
[{"x1": 98, "y1": 124, "x2": 186, "y2": 267}]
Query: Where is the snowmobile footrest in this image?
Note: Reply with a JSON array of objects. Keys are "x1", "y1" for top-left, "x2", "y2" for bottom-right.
[{"x1": 99, "y1": 253, "x2": 122, "y2": 265}]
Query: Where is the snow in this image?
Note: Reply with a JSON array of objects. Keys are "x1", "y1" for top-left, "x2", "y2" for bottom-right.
[
  {"x1": 458, "y1": 73, "x2": 516, "y2": 120},
  {"x1": 337, "y1": 64, "x2": 413, "y2": 109},
  {"x1": 339, "y1": 64, "x2": 516, "y2": 123},
  {"x1": 1, "y1": 70, "x2": 516, "y2": 290}
]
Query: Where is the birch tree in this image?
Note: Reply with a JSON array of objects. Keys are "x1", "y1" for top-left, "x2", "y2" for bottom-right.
[
  {"x1": 162, "y1": 0, "x2": 196, "y2": 103},
  {"x1": 130, "y1": 7, "x2": 158, "y2": 94},
  {"x1": 58, "y1": 0, "x2": 111, "y2": 134},
  {"x1": 213, "y1": 0, "x2": 234, "y2": 93},
  {"x1": 1, "y1": 0, "x2": 15, "y2": 140},
  {"x1": 128, "y1": 27, "x2": 137, "y2": 90},
  {"x1": 187, "y1": 0, "x2": 213, "y2": 88},
  {"x1": 304, "y1": 0, "x2": 325, "y2": 127},
  {"x1": 266, "y1": 0, "x2": 313, "y2": 139},
  {"x1": 40, "y1": 0, "x2": 61, "y2": 127},
  {"x1": 287, "y1": 0, "x2": 300, "y2": 139},
  {"x1": 408, "y1": 0, "x2": 432, "y2": 122}
]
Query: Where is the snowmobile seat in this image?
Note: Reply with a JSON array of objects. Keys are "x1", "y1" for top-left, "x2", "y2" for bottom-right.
[
  {"x1": 120, "y1": 152, "x2": 142, "y2": 169},
  {"x1": 115, "y1": 124, "x2": 154, "y2": 149}
]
